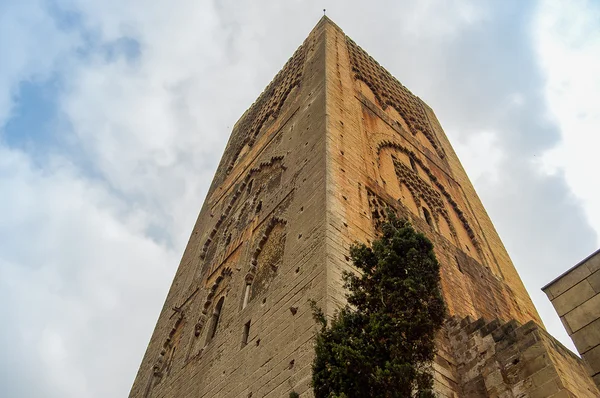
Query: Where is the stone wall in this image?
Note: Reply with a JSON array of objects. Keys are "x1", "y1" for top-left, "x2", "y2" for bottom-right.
[
  {"x1": 322, "y1": 16, "x2": 541, "y2": 334},
  {"x1": 129, "y1": 18, "x2": 331, "y2": 398},
  {"x1": 543, "y1": 249, "x2": 600, "y2": 388},
  {"x1": 442, "y1": 316, "x2": 599, "y2": 397},
  {"x1": 130, "y1": 16, "x2": 594, "y2": 398}
]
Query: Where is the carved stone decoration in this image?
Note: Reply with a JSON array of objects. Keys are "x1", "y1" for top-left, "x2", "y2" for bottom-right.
[
  {"x1": 366, "y1": 188, "x2": 394, "y2": 229},
  {"x1": 377, "y1": 141, "x2": 483, "y2": 259},
  {"x1": 244, "y1": 217, "x2": 287, "y2": 302},
  {"x1": 346, "y1": 37, "x2": 444, "y2": 159},
  {"x1": 202, "y1": 267, "x2": 233, "y2": 315},
  {"x1": 200, "y1": 156, "x2": 286, "y2": 278},
  {"x1": 145, "y1": 310, "x2": 185, "y2": 398},
  {"x1": 193, "y1": 317, "x2": 205, "y2": 337},
  {"x1": 187, "y1": 267, "x2": 233, "y2": 360},
  {"x1": 207, "y1": 41, "x2": 306, "y2": 192},
  {"x1": 393, "y1": 158, "x2": 455, "y2": 236}
]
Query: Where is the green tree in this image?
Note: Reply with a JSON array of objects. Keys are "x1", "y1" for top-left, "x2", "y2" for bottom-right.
[{"x1": 311, "y1": 214, "x2": 446, "y2": 398}]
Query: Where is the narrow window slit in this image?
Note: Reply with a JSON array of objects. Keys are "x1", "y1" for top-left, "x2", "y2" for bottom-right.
[{"x1": 242, "y1": 320, "x2": 251, "y2": 347}]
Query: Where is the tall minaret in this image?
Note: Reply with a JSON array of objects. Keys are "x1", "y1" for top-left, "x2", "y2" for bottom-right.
[{"x1": 130, "y1": 17, "x2": 599, "y2": 397}]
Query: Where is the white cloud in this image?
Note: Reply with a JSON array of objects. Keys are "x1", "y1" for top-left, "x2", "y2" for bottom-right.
[
  {"x1": 453, "y1": 130, "x2": 505, "y2": 184},
  {"x1": 0, "y1": 0, "x2": 80, "y2": 125},
  {"x1": 535, "y1": 0, "x2": 600, "y2": 241},
  {"x1": 0, "y1": 147, "x2": 176, "y2": 397},
  {"x1": 1, "y1": 1, "x2": 599, "y2": 396}
]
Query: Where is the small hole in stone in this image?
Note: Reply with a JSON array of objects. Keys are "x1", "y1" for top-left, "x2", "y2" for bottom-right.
[
  {"x1": 343, "y1": 222, "x2": 348, "y2": 228},
  {"x1": 342, "y1": 196, "x2": 347, "y2": 201},
  {"x1": 300, "y1": 206, "x2": 304, "y2": 212},
  {"x1": 256, "y1": 339, "x2": 261, "y2": 346},
  {"x1": 289, "y1": 359, "x2": 295, "y2": 369},
  {"x1": 262, "y1": 297, "x2": 267, "y2": 304},
  {"x1": 512, "y1": 358, "x2": 520, "y2": 365},
  {"x1": 295, "y1": 267, "x2": 300, "y2": 273},
  {"x1": 340, "y1": 151, "x2": 344, "y2": 155},
  {"x1": 298, "y1": 234, "x2": 302, "y2": 239},
  {"x1": 344, "y1": 255, "x2": 350, "y2": 262}
]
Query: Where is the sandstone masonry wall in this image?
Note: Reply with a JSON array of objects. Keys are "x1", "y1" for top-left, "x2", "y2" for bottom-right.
[
  {"x1": 543, "y1": 249, "x2": 600, "y2": 388},
  {"x1": 130, "y1": 16, "x2": 596, "y2": 398}
]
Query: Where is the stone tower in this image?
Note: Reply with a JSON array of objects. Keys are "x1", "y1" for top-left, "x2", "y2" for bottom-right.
[{"x1": 130, "y1": 17, "x2": 599, "y2": 397}]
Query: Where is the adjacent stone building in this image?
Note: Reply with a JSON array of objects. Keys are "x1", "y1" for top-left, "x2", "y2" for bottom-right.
[
  {"x1": 543, "y1": 249, "x2": 600, "y2": 388},
  {"x1": 129, "y1": 17, "x2": 600, "y2": 397}
]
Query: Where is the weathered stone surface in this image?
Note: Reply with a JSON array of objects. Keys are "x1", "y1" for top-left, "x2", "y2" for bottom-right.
[
  {"x1": 572, "y1": 318, "x2": 600, "y2": 354},
  {"x1": 130, "y1": 17, "x2": 598, "y2": 397},
  {"x1": 544, "y1": 251, "x2": 600, "y2": 388},
  {"x1": 445, "y1": 316, "x2": 599, "y2": 397},
  {"x1": 552, "y1": 279, "x2": 596, "y2": 316}
]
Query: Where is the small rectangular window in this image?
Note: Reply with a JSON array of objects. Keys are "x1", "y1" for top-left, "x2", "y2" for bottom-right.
[
  {"x1": 242, "y1": 320, "x2": 251, "y2": 347},
  {"x1": 242, "y1": 283, "x2": 251, "y2": 309}
]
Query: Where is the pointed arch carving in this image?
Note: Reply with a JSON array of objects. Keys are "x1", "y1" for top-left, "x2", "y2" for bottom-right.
[
  {"x1": 243, "y1": 217, "x2": 287, "y2": 303},
  {"x1": 200, "y1": 156, "x2": 285, "y2": 263},
  {"x1": 376, "y1": 140, "x2": 483, "y2": 257},
  {"x1": 144, "y1": 310, "x2": 186, "y2": 397},
  {"x1": 347, "y1": 37, "x2": 444, "y2": 159},
  {"x1": 187, "y1": 267, "x2": 232, "y2": 360}
]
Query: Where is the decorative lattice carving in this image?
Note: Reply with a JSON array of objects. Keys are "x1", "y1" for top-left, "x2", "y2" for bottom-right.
[
  {"x1": 200, "y1": 156, "x2": 285, "y2": 266},
  {"x1": 346, "y1": 37, "x2": 444, "y2": 158},
  {"x1": 377, "y1": 140, "x2": 481, "y2": 254},
  {"x1": 366, "y1": 188, "x2": 394, "y2": 229},
  {"x1": 220, "y1": 43, "x2": 307, "y2": 177},
  {"x1": 393, "y1": 158, "x2": 455, "y2": 236},
  {"x1": 245, "y1": 217, "x2": 287, "y2": 301}
]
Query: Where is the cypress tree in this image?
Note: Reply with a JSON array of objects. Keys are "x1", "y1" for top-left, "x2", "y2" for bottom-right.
[{"x1": 311, "y1": 214, "x2": 446, "y2": 397}]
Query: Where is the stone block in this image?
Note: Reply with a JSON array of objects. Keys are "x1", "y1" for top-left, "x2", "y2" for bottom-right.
[
  {"x1": 582, "y1": 344, "x2": 600, "y2": 375},
  {"x1": 571, "y1": 318, "x2": 600, "y2": 354},
  {"x1": 588, "y1": 270, "x2": 600, "y2": 294},
  {"x1": 545, "y1": 265, "x2": 592, "y2": 300},
  {"x1": 551, "y1": 280, "x2": 596, "y2": 316},
  {"x1": 586, "y1": 254, "x2": 600, "y2": 273},
  {"x1": 527, "y1": 379, "x2": 561, "y2": 398},
  {"x1": 563, "y1": 294, "x2": 600, "y2": 333}
]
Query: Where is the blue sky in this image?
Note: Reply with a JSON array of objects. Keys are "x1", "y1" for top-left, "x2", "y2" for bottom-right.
[{"x1": 1, "y1": 0, "x2": 600, "y2": 397}]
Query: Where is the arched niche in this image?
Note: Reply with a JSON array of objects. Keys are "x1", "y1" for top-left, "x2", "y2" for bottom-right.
[
  {"x1": 243, "y1": 218, "x2": 287, "y2": 307},
  {"x1": 187, "y1": 267, "x2": 232, "y2": 359},
  {"x1": 144, "y1": 311, "x2": 186, "y2": 397},
  {"x1": 376, "y1": 140, "x2": 484, "y2": 262},
  {"x1": 199, "y1": 156, "x2": 286, "y2": 272}
]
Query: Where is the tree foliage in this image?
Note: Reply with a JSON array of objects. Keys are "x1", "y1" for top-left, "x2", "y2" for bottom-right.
[{"x1": 311, "y1": 214, "x2": 446, "y2": 398}]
